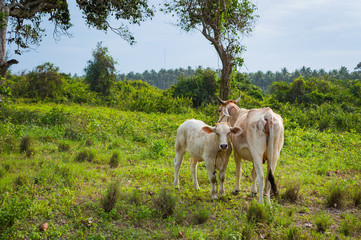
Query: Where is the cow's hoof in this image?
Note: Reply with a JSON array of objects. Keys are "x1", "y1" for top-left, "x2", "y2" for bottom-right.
[{"x1": 232, "y1": 190, "x2": 240, "y2": 196}]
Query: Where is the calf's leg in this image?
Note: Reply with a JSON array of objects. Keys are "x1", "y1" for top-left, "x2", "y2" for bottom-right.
[
  {"x1": 189, "y1": 158, "x2": 199, "y2": 189},
  {"x1": 173, "y1": 149, "x2": 185, "y2": 187},
  {"x1": 219, "y1": 169, "x2": 226, "y2": 197},
  {"x1": 205, "y1": 160, "x2": 218, "y2": 200}
]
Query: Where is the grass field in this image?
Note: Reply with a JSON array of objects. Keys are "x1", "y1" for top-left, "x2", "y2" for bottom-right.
[{"x1": 1, "y1": 102, "x2": 361, "y2": 239}]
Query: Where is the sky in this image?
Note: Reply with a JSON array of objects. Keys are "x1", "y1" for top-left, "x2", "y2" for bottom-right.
[{"x1": 7, "y1": 0, "x2": 361, "y2": 76}]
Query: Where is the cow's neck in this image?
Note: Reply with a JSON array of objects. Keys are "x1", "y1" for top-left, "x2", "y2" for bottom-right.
[{"x1": 228, "y1": 105, "x2": 247, "y2": 126}]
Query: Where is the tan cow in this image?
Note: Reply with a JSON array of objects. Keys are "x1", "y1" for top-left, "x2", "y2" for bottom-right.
[
  {"x1": 217, "y1": 96, "x2": 284, "y2": 203},
  {"x1": 173, "y1": 119, "x2": 242, "y2": 199}
]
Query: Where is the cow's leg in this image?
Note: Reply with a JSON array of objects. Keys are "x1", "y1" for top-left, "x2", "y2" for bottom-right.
[
  {"x1": 232, "y1": 151, "x2": 242, "y2": 195},
  {"x1": 265, "y1": 151, "x2": 279, "y2": 201},
  {"x1": 252, "y1": 157, "x2": 264, "y2": 203},
  {"x1": 173, "y1": 148, "x2": 185, "y2": 188},
  {"x1": 190, "y1": 158, "x2": 199, "y2": 189},
  {"x1": 251, "y1": 167, "x2": 257, "y2": 197},
  {"x1": 218, "y1": 168, "x2": 226, "y2": 197}
]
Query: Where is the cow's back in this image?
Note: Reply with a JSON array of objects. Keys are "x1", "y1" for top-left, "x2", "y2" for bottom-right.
[
  {"x1": 232, "y1": 107, "x2": 283, "y2": 161},
  {"x1": 175, "y1": 119, "x2": 217, "y2": 161}
]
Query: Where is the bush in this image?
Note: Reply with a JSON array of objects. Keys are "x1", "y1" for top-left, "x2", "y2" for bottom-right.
[
  {"x1": 109, "y1": 152, "x2": 120, "y2": 168},
  {"x1": 152, "y1": 188, "x2": 177, "y2": 219},
  {"x1": 246, "y1": 200, "x2": 270, "y2": 224},
  {"x1": 101, "y1": 181, "x2": 120, "y2": 213},
  {"x1": 195, "y1": 207, "x2": 210, "y2": 224},
  {"x1": 339, "y1": 214, "x2": 357, "y2": 237},
  {"x1": 173, "y1": 68, "x2": 217, "y2": 108},
  {"x1": 58, "y1": 142, "x2": 70, "y2": 152},
  {"x1": 24, "y1": 62, "x2": 65, "y2": 100},
  {"x1": 19, "y1": 136, "x2": 31, "y2": 153},
  {"x1": 75, "y1": 149, "x2": 95, "y2": 162},
  {"x1": 315, "y1": 212, "x2": 332, "y2": 233},
  {"x1": 281, "y1": 181, "x2": 301, "y2": 203},
  {"x1": 325, "y1": 183, "x2": 345, "y2": 209}
]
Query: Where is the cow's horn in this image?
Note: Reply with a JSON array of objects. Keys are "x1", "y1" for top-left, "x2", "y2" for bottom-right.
[{"x1": 217, "y1": 96, "x2": 226, "y2": 105}]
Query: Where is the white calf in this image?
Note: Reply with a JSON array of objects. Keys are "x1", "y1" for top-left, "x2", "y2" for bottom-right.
[{"x1": 173, "y1": 119, "x2": 242, "y2": 199}]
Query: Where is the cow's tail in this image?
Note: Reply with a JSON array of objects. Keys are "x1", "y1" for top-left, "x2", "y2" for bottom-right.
[{"x1": 265, "y1": 113, "x2": 278, "y2": 197}]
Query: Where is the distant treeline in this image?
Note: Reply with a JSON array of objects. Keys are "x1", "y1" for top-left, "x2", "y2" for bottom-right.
[
  {"x1": 3, "y1": 62, "x2": 361, "y2": 132},
  {"x1": 118, "y1": 66, "x2": 361, "y2": 91},
  {"x1": 117, "y1": 67, "x2": 200, "y2": 90}
]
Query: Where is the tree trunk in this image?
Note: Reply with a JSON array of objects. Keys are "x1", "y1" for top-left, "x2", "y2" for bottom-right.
[
  {"x1": 219, "y1": 53, "x2": 233, "y2": 100},
  {"x1": 0, "y1": 1, "x2": 18, "y2": 78}
]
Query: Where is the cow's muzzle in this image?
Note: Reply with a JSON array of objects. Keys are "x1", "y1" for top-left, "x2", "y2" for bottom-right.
[{"x1": 220, "y1": 144, "x2": 228, "y2": 150}]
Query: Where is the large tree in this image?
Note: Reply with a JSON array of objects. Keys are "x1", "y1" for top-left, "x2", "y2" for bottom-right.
[
  {"x1": 0, "y1": 0, "x2": 153, "y2": 78},
  {"x1": 164, "y1": 0, "x2": 258, "y2": 99}
]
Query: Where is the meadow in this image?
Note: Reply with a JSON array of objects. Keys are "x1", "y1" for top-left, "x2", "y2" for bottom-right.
[{"x1": 1, "y1": 101, "x2": 361, "y2": 239}]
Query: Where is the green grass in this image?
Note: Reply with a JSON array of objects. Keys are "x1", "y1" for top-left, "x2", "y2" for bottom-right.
[{"x1": 0, "y1": 102, "x2": 361, "y2": 239}]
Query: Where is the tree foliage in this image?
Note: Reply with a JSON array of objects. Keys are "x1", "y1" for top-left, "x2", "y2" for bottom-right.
[
  {"x1": 164, "y1": 0, "x2": 258, "y2": 99},
  {"x1": 172, "y1": 68, "x2": 217, "y2": 107},
  {"x1": 84, "y1": 42, "x2": 116, "y2": 96},
  {"x1": 23, "y1": 62, "x2": 65, "y2": 100},
  {"x1": 0, "y1": 0, "x2": 153, "y2": 77}
]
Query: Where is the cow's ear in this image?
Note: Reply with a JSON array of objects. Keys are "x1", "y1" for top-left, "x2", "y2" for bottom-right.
[
  {"x1": 231, "y1": 127, "x2": 242, "y2": 136},
  {"x1": 202, "y1": 126, "x2": 215, "y2": 134}
]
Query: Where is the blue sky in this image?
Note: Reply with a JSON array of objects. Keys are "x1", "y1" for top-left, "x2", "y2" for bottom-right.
[{"x1": 8, "y1": 0, "x2": 361, "y2": 75}]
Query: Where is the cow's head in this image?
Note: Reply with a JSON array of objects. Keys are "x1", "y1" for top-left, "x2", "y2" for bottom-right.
[
  {"x1": 216, "y1": 94, "x2": 241, "y2": 123},
  {"x1": 202, "y1": 122, "x2": 242, "y2": 150}
]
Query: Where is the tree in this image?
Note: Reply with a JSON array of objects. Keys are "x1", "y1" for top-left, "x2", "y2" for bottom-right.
[
  {"x1": 164, "y1": 0, "x2": 258, "y2": 99},
  {"x1": 0, "y1": 0, "x2": 153, "y2": 78},
  {"x1": 173, "y1": 68, "x2": 217, "y2": 107},
  {"x1": 84, "y1": 42, "x2": 116, "y2": 96},
  {"x1": 25, "y1": 62, "x2": 64, "y2": 100},
  {"x1": 354, "y1": 62, "x2": 361, "y2": 72}
]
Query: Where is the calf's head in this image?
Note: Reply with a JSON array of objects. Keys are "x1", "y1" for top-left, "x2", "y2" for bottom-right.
[{"x1": 202, "y1": 123, "x2": 242, "y2": 150}]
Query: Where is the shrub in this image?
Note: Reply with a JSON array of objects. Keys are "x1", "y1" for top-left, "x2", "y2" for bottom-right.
[
  {"x1": 285, "y1": 226, "x2": 303, "y2": 240},
  {"x1": 315, "y1": 212, "x2": 332, "y2": 233},
  {"x1": 0, "y1": 194, "x2": 32, "y2": 231},
  {"x1": 19, "y1": 136, "x2": 31, "y2": 153},
  {"x1": 353, "y1": 186, "x2": 361, "y2": 207},
  {"x1": 172, "y1": 68, "x2": 217, "y2": 108},
  {"x1": 58, "y1": 142, "x2": 70, "y2": 152},
  {"x1": 24, "y1": 62, "x2": 65, "y2": 100},
  {"x1": 75, "y1": 149, "x2": 95, "y2": 162},
  {"x1": 246, "y1": 200, "x2": 268, "y2": 224},
  {"x1": 325, "y1": 183, "x2": 345, "y2": 209},
  {"x1": 128, "y1": 188, "x2": 146, "y2": 206},
  {"x1": 101, "y1": 181, "x2": 120, "y2": 213},
  {"x1": 281, "y1": 180, "x2": 301, "y2": 203},
  {"x1": 241, "y1": 222, "x2": 257, "y2": 240},
  {"x1": 195, "y1": 207, "x2": 210, "y2": 224},
  {"x1": 339, "y1": 214, "x2": 356, "y2": 237},
  {"x1": 109, "y1": 152, "x2": 120, "y2": 168},
  {"x1": 152, "y1": 187, "x2": 177, "y2": 218}
]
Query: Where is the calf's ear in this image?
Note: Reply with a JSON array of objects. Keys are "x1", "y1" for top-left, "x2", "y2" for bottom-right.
[
  {"x1": 202, "y1": 126, "x2": 215, "y2": 134},
  {"x1": 231, "y1": 127, "x2": 242, "y2": 136}
]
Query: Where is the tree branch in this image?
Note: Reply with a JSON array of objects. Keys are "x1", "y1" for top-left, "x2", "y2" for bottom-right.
[{"x1": 9, "y1": 1, "x2": 60, "y2": 18}]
